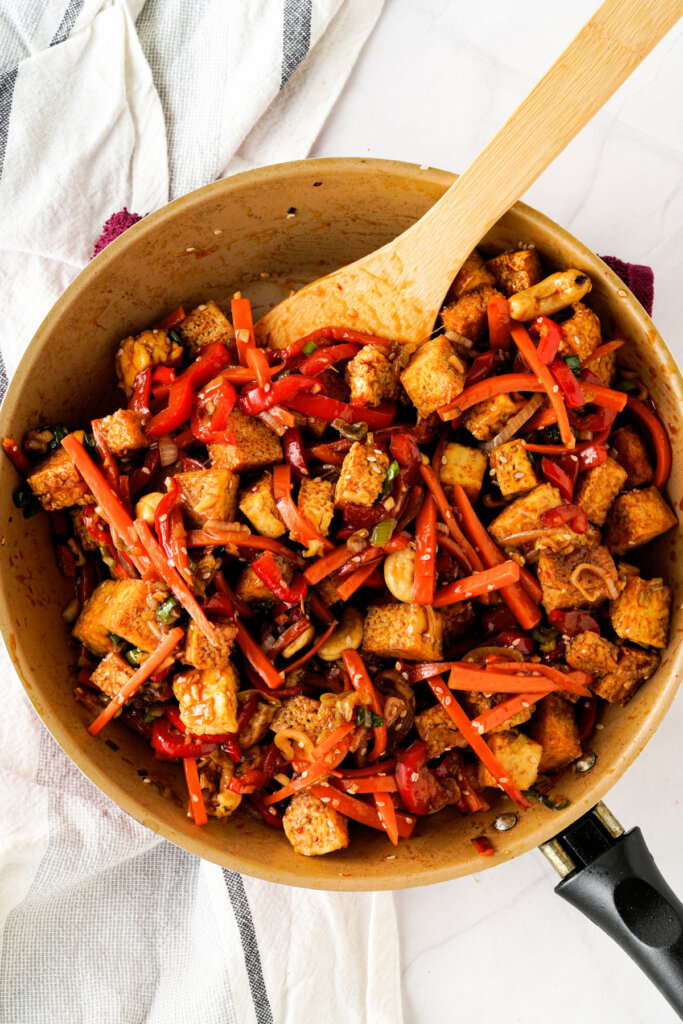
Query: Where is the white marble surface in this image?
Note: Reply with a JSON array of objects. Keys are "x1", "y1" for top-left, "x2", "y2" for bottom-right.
[{"x1": 312, "y1": 2, "x2": 683, "y2": 1021}]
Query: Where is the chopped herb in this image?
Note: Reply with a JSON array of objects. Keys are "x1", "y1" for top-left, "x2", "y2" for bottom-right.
[
  {"x1": 143, "y1": 712, "x2": 158, "y2": 724},
  {"x1": 524, "y1": 787, "x2": 570, "y2": 811},
  {"x1": 563, "y1": 355, "x2": 581, "y2": 379},
  {"x1": 370, "y1": 517, "x2": 397, "y2": 547},
  {"x1": 531, "y1": 626, "x2": 559, "y2": 645},
  {"x1": 168, "y1": 329, "x2": 183, "y2": 346},
  {"x1": 302, "y1": 340, "x2": 318, "y2": 356},
  {"x1": 107, "y1": 632, "x2": 126, "y2": 649},
  {"x1": 332, "y1": 418, "x2": 368, "y2": 441},
  {"x1": 188, "y1": 560, "x2": 198, "y2": 574},
  {"x1": 543, "y1": 424, "x2": 562, "y2": 445},
  {"x1": 381, "y1": 459, "x2": 400, "y2": 498},
  {"x1": 104, "y1": 739, "x2": 119, "y2": 751},
  {"x1": 125, "y1": 647, "x2": 145, "y2": 667},
  {"x1": 614, "y1": 379, "x2": 639, "y2": 393},
  {"x1": 156, "y1": 595, "x2": 180, "y2": 623},
  {"x1": 12, "y1": 487, "x2": 40, "y2": 518},
  {"x1": 83, "y1": 432, "x2": 96, "y2": 451},
  {"x1": 38, "y1": 423, "x2": 68, "y2": 451},
  {"x1": 355, "y1": 706, "x2": 384, "y2": 728}
]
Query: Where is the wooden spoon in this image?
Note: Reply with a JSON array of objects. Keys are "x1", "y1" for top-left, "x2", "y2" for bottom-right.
[{"x1": 257, "y1": 0, "x2": 681, "y2": 349}]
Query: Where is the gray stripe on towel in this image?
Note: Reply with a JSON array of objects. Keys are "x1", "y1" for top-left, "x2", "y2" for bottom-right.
[
  {"x1": 223, "y1": 870, "x2": 273, "y2": 1024},
  {"x1": 281, "y1": 0, "x2": 312, "y2": 88}
]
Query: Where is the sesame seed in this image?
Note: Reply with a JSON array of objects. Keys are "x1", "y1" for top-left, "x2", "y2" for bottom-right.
[
  {"x1": 214, "y1": 229, "x2": 223, "y2": 236},
  {"x1": 185, "y1": 247, "x2": 196, "y2": 253},
  {"x1": 552, "y1": 385, "x2": 559, "y2": 393}
]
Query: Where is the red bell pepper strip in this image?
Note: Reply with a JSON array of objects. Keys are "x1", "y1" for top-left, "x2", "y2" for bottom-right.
[
  {"x1": 151, "y1": 718, "x2": 218, "y2": 759},
  {"x1": 342, "y1": 650, "x2": 387, "y2": 763},
  {"x1": 511, "y1": 325, "x2": 574, "y2": 448},
  {"x1": 582, "y1": 339, "x2": 625, "y2": 363},
  {"x1": 466, "y1": 350, "x2": 498, "y2": 386},
  {"x1": 235, "y1": 621, "x2": 284, "y2": 690},
  {"x1": 389, "y1": 432, "x2": 421, "y2": 484},
  {"x1": 191, "y1": 379, "x2": 237, "y2": 443},
  {"x1": 282, "y1": 427, "x2": 309, "y2": 479},
  {"x1": 298, "y1": 343, "x2": 361, "y2": 376},
  {"x1": 549, "y1": 359, "x2": 586, "y2": 408},
  {"x1": 541, "y1": 502, "x2": 588, "y2": 533},
  {"x1": 304, "y1": 443, "x2": 347, "y2": 467},
  {"x1": 439, "y1": 751, "x2": 488, "y2": 813},
  {"x1": 184, "y1": 757, "x2": 208, "y2": 826},
  {"x1": 310, "y1": 784, "x2": 416, "y2": 838},
  {"x1": 530, "y1": 316, "x2": 562, "y2": 364},
  {"x1": 146, "y1": 342, "x2": 231, "y2": 438},
  {"x1": 373, "y1": 792, "x2": 399, "y2": 846},
  {"x1": 580, "y1": 379, "x2": 628, "y2": 412},
  {"x1": 248, "y1": 792, "x2": 284, "y2": 829},
  {"x1": 287, "y1": 393, "x2": 396, "y2": 430},
  {"x1": 130, "y1": 444, "x2": 160, "y2": 495},
  {"x1": 294, "y1": 326, "x2": 392, "y2": 350},
  {"x1": 540, "y1": 457, "x2": 577, "y2": 501},
  {"x1": 334, "y1": 775, "x2": 398, "y2": 794},
  {"x1": 432, "y1": 561, "x2": 521, "y2": 607},
  {"x1": 130, "y1": 368, "x2": 152, "y2": 417},
  {"x1": 487, "y1": 293, "x2": 511, "y2": 350},
  {"x1": 272, "y1": 463, "x2": 333, "y2": 552},
  {"x1": 304, "y1": 543, "x2": 364, "y2": 585},
  {"x1": 569, "y1": 405, "x2": 618, "y2": 433},
  {"x1": 338, "y1": 760, "x2": 398, "y2": 779},
  {"x1": 548, "y1": 609, "x2": 600, "y2": 636},
  {"x1": 470, "y1": 692, "x2": 548, "y2": 735},
  {"x1": 87, "y1": 626, "x2": 184, "y2": 736},
  {"x1": 165, "y1": 704, "x2": 241, "y2": 753},
  {"x1": 155, "y1": 306, "x2": 186, "y2": 330},
  {"x1": 251, "y1": 551, "x2": 307, "y2": 606},
  {"x1": 2, "y1": 437, "x2": 33, "y2": 476},
  {"x1": 239, "y1": 375, "x2": 319, "y2": 416},
  {"x1": 626, "y1": 395, "x2": 672, "y2": 489},
  {"x1": 154, "y1": 477, "x2": 178, "y2": 555},
  {"x1": 395, "y1": 740, "x2": 449, "y2": 815},
  {"x1": 413, "y1": 493, "x2": 437, "y2": 604},
  {"x1": 245, "y1": 346, "x2": 272, "y2": 390}
]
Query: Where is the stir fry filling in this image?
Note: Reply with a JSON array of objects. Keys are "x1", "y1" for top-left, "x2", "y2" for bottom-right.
[{"x1": 5, "y1": 248, "x2": 677, "y2": 857}]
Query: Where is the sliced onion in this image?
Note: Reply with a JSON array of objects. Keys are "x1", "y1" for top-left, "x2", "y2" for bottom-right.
[
  {"x1": 159, "y1": 434, "x2": 178, "y2": 467},
  {"x1": 570, "y1": 563, "x2": 618, "y2": 602},
  {"x1": 444, "y1": 330, "x2": 475, "y2": 350},
  {"x1": 481, "y1": 393, "x2": 545, "y2": 453},
  {"x1": 464, "y1": 645, "x2": 524, "y2": 664}
]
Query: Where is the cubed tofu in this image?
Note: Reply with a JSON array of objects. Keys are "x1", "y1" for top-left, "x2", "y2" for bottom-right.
[
  {"x1": 591, "y1": 644, "x2": 660, "y2": 705},
  {"x1": 239, "y1": 701, "x2": 277, "y2": 749},
  {"x1": 208, "y1": 409, "x2": 282, "y2": 473},
  {"x1": 297, "y1": 476, "x2": 334, "y2": 556},
  {"x1": 462, "y1": 393, "x2": 527, "y2": 442},
  {"x1": 334, "y1": 441, "x2": 389, "y2": 508},
  {"x1": 235, "y1": 553, "x2": 294, "y2": 604},
  {"x1": 489, "y1": 483, "x2": 563, "y2": 546},
  {"x1": 400, "y1": 335, "x2": 467, "y2": 418},
  {"x1": 199, "y1": 750, "x2": 242, "y2": 818},
  {"x1": 270, "y1": 694, "x2": 339, "y2": 746},
  {"x1": 565, "y1": 631, "x2": 619, "y2": 675},
  {"x1": 316, "y1": 571, "x2": 344, "y2": 607},
  {"x1": 179, "y1": 300, "x2": 234, "y2": 356},
  {"x1": 450, "y1": 250, "x2": 495, "y2": 299},
  {"x1": 362, "y1": 603, "x2": 443, "y2": 661},
  {"x1": 439, "y1": 442, "x2": 487, "y2": 502},
  {"x1": 575, "y1": 456, "x2": 627, "y2": 526},
  {"x1": 345, "y1": 345, "x2": 399, "y2": 407},
  {"x1": 440, "y1": 285, "x2": 501, "y2": 342},
  {"x1": 238, "y1": 471, "x2": 285, "y2": 538},
  {"x1": 283, "y1": 790, "x2": 349, "y2": 857},
  {"x1": 527, "y1": 694, "x2": 582, "y2": 773},
  {"x1": 610, "y1": 575, "x2": 671, "y2": 649},
  {"x1": 558, "y1": 303, "x2": 601, "y2": 361},
  {"x1": 490, "y1": 439, "x2": 538, "y2": 497},
  {"x1": 477, "y1": 730, "x2": 542, "y2": 791},
  {"x1": 485, "y1": 249, "x2": 542, "y2": 297},
  {"x1": 175, "y1": 468, "x2": 239, "y2": 528},
  {"x1": 183, "y1": 619, "x2": 238, "y2": 670},
  {"x1": 115, "y1": 328, "x2": 183, "y2": 397},
  {"x1": 605, "y1": 487, "x2": 677, "y2": 555},
  {"x1": 92, "y1": 409, "x2": 149, "y2": 456},
  {"x1": 583, "y1": 348, "x2": 616, "y2": 386},
  {"x1": 610, "y1": 426, "x2": 654, "y2": 488},
  {"x1": 73, "y1": 579, "x2": 172, "y2": 656},
  {"x1": 90, "y1": 651, "x2": 134, "y2": 698},
  {"x1": 173, "y1": 664, "x2": 240, "y2": 734},
  {"x1": 414, "y1": 704, "x2": 465, "y2": 759},
  {"x1": 440, "y1": 601, "x2": 475, "y2": 644},
  {"x1": 536, "y1": 545, "x2": 618, "y2": 612},
  {"x1": 28, "y1": 442, "x2": 92, "y2": 511}
]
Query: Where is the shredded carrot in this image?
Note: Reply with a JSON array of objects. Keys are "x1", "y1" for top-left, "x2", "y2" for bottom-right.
[
  {"x1": 522, "y1": 406, "x2": 557, "y2": 433},
  {"x1": 374, "y1": 791, "x2": 399, "y2": 846},
  {"x1": 234, "y1": 619, "x2": 284, "y2": 689},
  {"x1": 245, "y1": 346, "x2": 272, "y2": 390},
  {"x1": 283, "y1": 620, "x2": 338, "y2": 674},
  {"x1": 272, "y1": 463, "x2": 334, "y2": 552},
  {"x1": 88, "y1": 626, "x2": 184, "y2": 735},
  {"x1": 470, "y1": 691, "x2": 551, "y2": 734},
  {"x1": 413, "y1": 492, "x2": 437, "y2": 604},
  {"x1": 2, "y1": 437, "x2": 33, "y2": 476},
  {"x1": 342, "y1": 649, "x2": 387, "y2": 762},
  {"x1": 311, "y1": 723, "x2": 356, "y2": 760},
  {"x1": 627, "y1": 395, "x2": 672, "y2": 489},
  {"x1": 581, "y1": 339, "x2": 625, "y2": 363},
  {"x1": 335, "y1": 560, "x2": 382, "y2": 602},
  {"x1": 432, "y1": 561, "x2": 521, "y2": 607},
  {"x1": 304, "y1": 543, "x2": 360, "y2": 584},
  {"x1": 419, "y1": 465, "x2": 482, "y2": 571},
  {"x1": 489, "y1": 661, "x2": 593, "y2": 697},
  {"x1": 511, "y1": 324, "x2": 574, "y2": 448},
  {"x1": 445, "y1": 663, "x2": 580, "y2": 694},
  {"x1": 582, "y1": 382, "x2": 627, "y2": 412},
  {"x1": 184, "y1": 757, "x2": 208, "y2": 826},
  {"x1": 263, "y1": 734, "x2": 353, "y2": 805},
  {"x1": 311, "y1": 784, "x2": 416, "y2": 838},
  {"x1": 438, "y1": 372, "x2": 544, "y2": 421}
]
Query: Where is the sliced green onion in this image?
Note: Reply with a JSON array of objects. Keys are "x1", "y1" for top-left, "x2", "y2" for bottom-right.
[
  {"x1": 563, "y1": 355, "x2": 581, "y2": 379},
  {"x1": 12, "y1": 487, "x2": 40, "y2": 518},
  {"x1": 332, "y1": 418, "x2": 368, "y2": 441},
  {"x1": 524, "y1": 787, "x2": 570, "y2": 811},
  {"x1": 355, "y1": 706, "x2": 384, "y2": 728},
  {"x1": 168, "y1": 329, "x2": 183, "y2": 346},
  {"x1": 370, "y1": 517, "x2": 396, "y2": 548},
  {"x1": 613, "y1": 379, "x2": 639, "y2": 393},
  {"x1": 531, "y1": 626, "x2": 559, "y2": 645},
  {"x1": 125, "y1": 648, "x2": 145, "y2": 667},
  {"x1": 83, "y1": 432, "x2": 96, "y2": 451},
  {"x1": 381, "y1": 459, "x2": 400, "y2": 498},
  {"x1": 156, "y1": 595, "x2": 180, "y2": 623},
  {"x1": 302, "y1": 340, "x2": 318, "y2": 356},
  {"x1": 108, "y1": 633, "x2": 126, "y2": 649}
]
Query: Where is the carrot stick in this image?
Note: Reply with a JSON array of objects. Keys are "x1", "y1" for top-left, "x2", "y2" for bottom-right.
[
  {"x1": 184, "y1": 757, "x2": 208, "y2": 826},
  {"x1": 430, "y1": 674, "x2": 531, "y2": 809},
  {"x1": 419, "y1": 465, "x2": 482, "y2": 571},
  {"x1": 487, "y1": 293, "x2": 511, "y2": 350},
  {"x1": 582, "y1": 382, "x2": 627, "y2": 412},
  {"x1": 627, "y1": 395, "x2": 672, "y2": 489},
  {"x1": 312, "y1": 784, "x2": 416, "y2": 838},
  {"x1": 522, "y1": 406, "x2": 557, "y2": 433},
  {"x1": 438, "y1": 373, "x2": 544, "y2": 420},
  {"x1": 311, "y1": 723, "x2": 356, "y2": 760},
  {"x1": 263, "y1": 734, "x2": 353, "y2": 805},
  {"x1": 445, "y1": 663, "x2": 582, "y2": 694},
  {"x1": 342, "y1": 649, "x2": 387, "y2": 762},
  {"x1": 304, "y1": 543, "x2": 359, "y2": 584},
  {"x1": 186, "y1": 528, "x2": 301, "y2": 563},
  {"x1": 487, "y1": 661, "x2": 593, "y2": 697},
  {"x1": 334, "y1": 560, "x2": 381, "y2": 602},
  {"x1": 88, "y1": 626, "x2": 184, "y2": 735},
  {"x1": 334, "y1": 776, "x2": 398, "y2": 794},
  {"x1": 374, "y1": 791, "x2": 399, "y2": 846},
  {"x1": 511, "y1": 324, "x2": 574, "y2": 447},
  {"x1": 432, "y1": 561, "x2": 520, "y2": 607},
  {"x1": 234, "y1": 619, "x2": 284, "y2": 689},
  {"x1": 581, "y1": 339, "x2": 624, "y2": 363},
  {"x1": 413, "y1": 492, "x2": 437, "y2": 604},
  {"x1": 470, "y1": 692, "x2": 549, "y2": 735},
  {"x1": 231, "y1": 295, "x2": 255, "y2": 366},
  {"x1": 2, "y1": 438, "x2": 33, "y2": 476},
  {"x1": 134, "y1": 519, "x2": 217, "y2": 644},
  {"x1": 283, "y1": 620, "x2": 338, "y2": 674}
]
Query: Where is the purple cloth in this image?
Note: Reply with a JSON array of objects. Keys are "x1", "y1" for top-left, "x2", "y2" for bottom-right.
[
  {"x1": 599, "y1": 255, "x2": 654, "y2": 316},
  {"x1": 91, "y1": 208, "x2": 143, "y2": 259}
]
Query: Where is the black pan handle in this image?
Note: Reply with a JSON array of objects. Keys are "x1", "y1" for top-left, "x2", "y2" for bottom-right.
[{"x1": 541, "y1": 803, "x2": 683, "y2": 1018}]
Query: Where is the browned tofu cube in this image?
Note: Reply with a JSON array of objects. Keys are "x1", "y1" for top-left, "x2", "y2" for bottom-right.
[
  {"x1": 575, "y1": 456, "x2": 627, "y2": 526},
  {"x1": 439, "y1": 442, "x2": 487, "y2": 502},
  {"x1": 334, "y1": 441, "x2": 389, "y2": 507},
  {"x1": 175, "y1": 468, "x2": 239, "y2": 528},
  {"x1": 73, "y1": 579, "x2": 172, "y2": 656},
  {"x1": 605, "y1": 487, "x2": 677, "y2": 555},
  {"x1": 400, "y1": 335, "x2": 467, "y2": 418},
  {"x1": 90, "y1": 651, "x2": 134, "y2": 698},
  {"x1": 238, "y1": 471, "x2": 285, "y2": 538},
  {"x1": 183, "y1": 620, "x2": 238, "y2": 670},
  {"x1": 362, "y1": 603, "x2": 443, "y2": 661},
  {"x1": 462, "y1": 393, "x2": 527, "y2": 442},
  {"x1": 610, "y1": 426, "x2": 654, "y2": 488},
  {"x1": 450, "y1": 250, "x2": 495, "y2": 299},
  {"x1": 92, "y1": 409, "x2": 149, "y2": 456},
  {"x1": 610, "y1": 575, "x2": 671, "y2": 649},
  {"x1": 527, "y1": 694, "x2": 582, "y2": 772},
  {"x1": 536, "y1": 545, "x2": 618, "y2": 612},
  {"x1": 72, "y1": 580, "x2": 119, "y2": 656},
  {"x1": 489, "y1": 483, "x2": 562, "y2": 547},
  {"x1": 28, "y1": 441, "x2": 92, "y2": 511},
  {"x1": 490, "y1": 439, "x2": 538, "y2": 497},
  {"x1": 239, "y1": 700, "x2": 277, "y2": 749},
  {"x1": 208, "y1": 409, "x2": 282, "y2": 473},
  {"x1": 415, "y1": 705, "x2": 465, "y2": 759},
  {"x1": 591, "y1": 644, "x2": 660, "y2": 705},
  {"x1": 270, "y1": 694, "x2": 339, "y2": 747},
  {"x1": 173, "y1": 664, "x2": 240, "y2": 734},
  {"x1": 179, "y1": 300, "x2": 234, "y2": 356},
  {"x1": 477, "y1": 730, "x2": 542, "y2": 791},
  {"x1": 583, "y1": 348, "x2": 616, "y2": 386},
  {"x1": 298, "y1": 476, "x2": 334, "y2": 556},
  {"x1": 440, "y1": 601, "x2": 475, "y2": 644},
  {"x1": 115, "y1": 328, "x2": 183, "y2": 397},
  {"x1": 345, "y1": 345, "x2": 399, "y2": 407},
  {"x1": 565, "y1": 631, "x2": 619, "y2": 675},
  {"x1": 485, "y1": 249, "x2": 542, "y2": 297},
  {"x1": 440, "y1": 285, "x2": 501, "y2": 342},
  {"x1": 315, "y1": 571, "x2": 344, "y2": 607},
  {"x1": 283, "y1": 789, "x2": 349, "y2": 856},
  {"x1": 235, "y1": 553, "x2": 294, "y2": 604},
  {"x1": 558, "y1": 303, "x2": 601, "y2": 361}
]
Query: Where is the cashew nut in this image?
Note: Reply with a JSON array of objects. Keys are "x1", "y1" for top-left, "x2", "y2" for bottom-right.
[
  {"x1": 134, "y1": 491, "x2": 165, "y2": 525},
  {"x1": 282, "y1": 624, "x2": 315, "y2": 659},
  {"x1": 384, "y1": 545, "x2": 416, "y2": 603},
  {"x1": 508, "y1": 269, "x2": 591, "y2": 321},
  {"x1": 317, "y1": 606, "x2": 364, "y2": 662}
]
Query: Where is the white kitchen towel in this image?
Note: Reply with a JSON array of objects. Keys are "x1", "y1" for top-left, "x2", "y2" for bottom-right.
[{"x1": 0, "y1": 3, "x2": 403, "y2": 1023}]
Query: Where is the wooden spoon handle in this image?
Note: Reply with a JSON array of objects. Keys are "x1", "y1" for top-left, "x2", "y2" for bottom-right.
[{"x1": 392, "y1": 0, "x2": 682, "y2": 298}]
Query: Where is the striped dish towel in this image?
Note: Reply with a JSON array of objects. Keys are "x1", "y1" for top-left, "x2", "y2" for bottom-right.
[{"x1": 0, "y1": 4, "x2": 403, "y2": 1024}]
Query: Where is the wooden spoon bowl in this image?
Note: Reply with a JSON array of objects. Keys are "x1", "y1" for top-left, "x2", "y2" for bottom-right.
[{"x1": 1, "y1": 158, "x2": 681, "y2": 889}]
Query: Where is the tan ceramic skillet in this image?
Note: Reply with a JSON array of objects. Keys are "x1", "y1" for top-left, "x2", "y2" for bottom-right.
[{"x1": 1, "y1": 160, "x2": 682, "y2": 907}]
